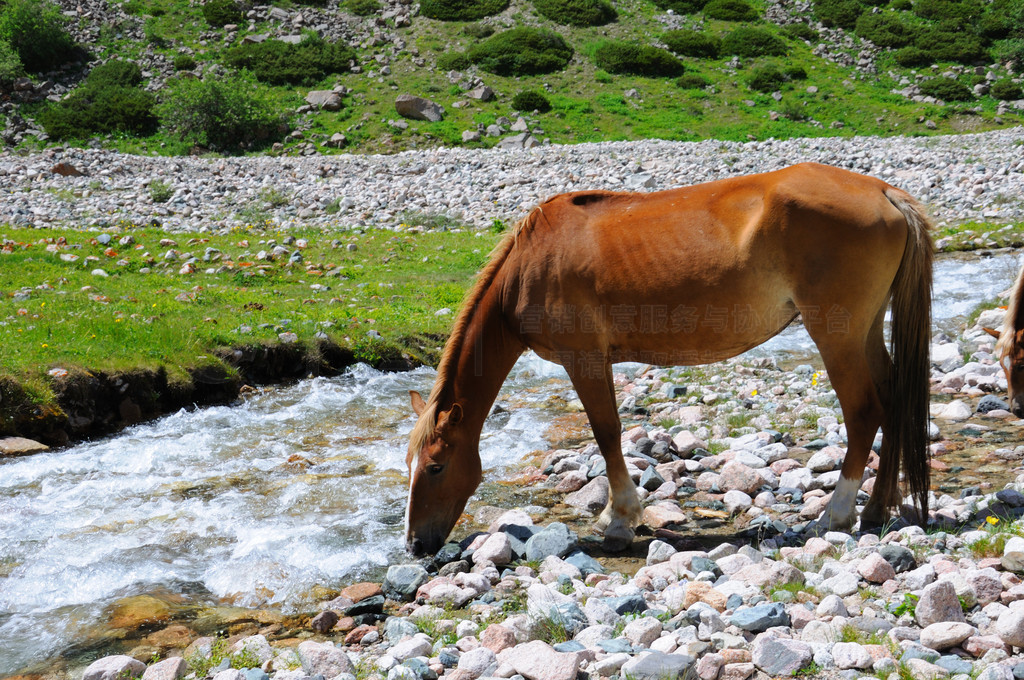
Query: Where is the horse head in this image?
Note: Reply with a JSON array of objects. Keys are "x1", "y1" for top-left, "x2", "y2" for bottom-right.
[
  {"x1": 405, "y1": 390, "x2": 482, "y2": 556},
  {"x1": 984, "y1": 326, "x2": 1024, "y2": 417}
]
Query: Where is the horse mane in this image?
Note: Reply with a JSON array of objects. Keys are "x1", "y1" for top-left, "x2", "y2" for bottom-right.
[
  {"x1": 998, "y1": 263, "x2": 1024, "y2": 355},
  {"x1": 406, "y1": 208, "x2": 542, "y2": 463}
]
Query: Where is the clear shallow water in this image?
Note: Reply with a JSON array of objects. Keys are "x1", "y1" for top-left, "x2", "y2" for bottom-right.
[{"x1": 0, "y1": 251, "x2": 1019, "y2": 673}]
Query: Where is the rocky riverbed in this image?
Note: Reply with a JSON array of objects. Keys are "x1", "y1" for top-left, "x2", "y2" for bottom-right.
[
  {"x1": 2, "y1": 128, "x2": 1024, "y2": 235},
  {"x1": 66, "y1": 299, "x2": 1024, "y2": 680}
]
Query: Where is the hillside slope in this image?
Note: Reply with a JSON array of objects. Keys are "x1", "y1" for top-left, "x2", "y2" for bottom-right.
[{"x1": 0, "y1": 0, "x2": 1022, "y2": 155}]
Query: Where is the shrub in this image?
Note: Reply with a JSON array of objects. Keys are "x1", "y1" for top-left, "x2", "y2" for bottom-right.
[
  {"x1": 890, "y1": 0, "x2": 911, "y2": 9},
  {"x1": 420, "y1": 0, "x2": 508, "y2": 21},
  {"x1": 463, "y1": 23, "x2": 494, "y2": 38},
  {"x1": 854, "y1": 12, "x2": 915, "y2": 47},
  {"x1": 533, "y1": 0, "x2": 616, "y2": 26},
  {"x1": 914, "y1": 27, "x2": 988, "y2": 64},
  {"x1": 675, "y1": 72, "x2": 710, "y2": 89},
  {"x1": 158, "y1": 70, "x2": 283, "y2": 151},
  {"x1": 38, "y1": 61, "x2": 157, "y2": 140},
  {"x1": 173, "y1": 54, "x2": 197, "y2": 71},
  {"x1": 784, "y1": 65, "x2": 807, "y2": 80},
  {"x1": 990, "y1": 79, "x2": 1023, "y2": 100},
  {"x1": 467, "y1": 27, "x2": 573, "y2": 76},
  {"x1": 913, "y1": 0, "x2": 984, "y2": 25},
  {"x1": 894, "y1": 46, "x2": 933, "y2": 66},
  {"x1": 992, "y1": 39, "x2": 1024, "y2": 67},
  {"x1": 652, "y1": 0, "x2": 708, "y2": 13},
  {"x1": 919, "y1": 76, "x2": 974, "y2": 101},
  {"x1": 703, "y1": 0, "x2": 758, "y2": 21},
  {"x1": 721, "y1": 26, "x2": 787, "y2": 57},
  {"x1": 592, "y1": 40, "x2": 685, "y2": 76},
  {"x1": 662, "y1": 29, "x2": 721, "y2": 58},
  {"x1": 202, "y1": 0, "x2": 242, "y2": 26},
  {"x1": 436, "y1": 52, "x2": 471, "y2": 71},
  {"x1": 0, "y1": 0, "x2": 81, "y2": 73},
  {"x1": 223, "y1": 36, "x2": 354, "y2": 85},
  {"x1": 344, "y1": 0, "x2": 380, "y2": 14},
  {"x1": 780, "y1": 22, "x2": 818, "y2": 42},
  {"x1": 511, "y1": 90, "x2": 552, "y2": 112},
  {"x1": 0, "y1": 37, "x2": 24, "y2": 86},
  {"x1": 812, "y1": 0, "x2": 862, "y2": 29},
  {"x1": 747, "y1": 64, "x2": 786, "y2": 92}
]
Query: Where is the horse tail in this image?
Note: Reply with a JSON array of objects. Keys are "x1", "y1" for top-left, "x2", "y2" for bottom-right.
[{"x1": 880, "y1": 188, "x2": 934, "y2": 524}]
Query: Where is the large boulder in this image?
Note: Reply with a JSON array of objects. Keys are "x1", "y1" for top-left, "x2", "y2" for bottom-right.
[{"x1": 395, "y1": 94, "x2": 444, "y2": 122}]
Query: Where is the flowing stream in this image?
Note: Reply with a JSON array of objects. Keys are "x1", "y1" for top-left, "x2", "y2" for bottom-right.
[{"x1": 0, "y1": 250, "x2": 1019, "y2": 673}]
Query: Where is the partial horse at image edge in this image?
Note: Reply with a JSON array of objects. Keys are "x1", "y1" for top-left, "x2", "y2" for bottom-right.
[
  {"x1": 983, "y1": 265, "x2": 1024, "y2": 417},
  {"x1": 404, "y1": 162, "x2": 934, "y2": 556}
]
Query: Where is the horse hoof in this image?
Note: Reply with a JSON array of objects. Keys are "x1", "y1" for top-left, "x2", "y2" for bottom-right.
[{"x1": 602, "y1": 533, "x2": 632, "y2": 552}]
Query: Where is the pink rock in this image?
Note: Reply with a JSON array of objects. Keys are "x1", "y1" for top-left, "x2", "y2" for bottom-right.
[
  {"x1": 916, "y1": 580, "x2": 967, "y2": 627},
  {"x1": 966, "y1": 568, "x2": 1003, "y2": 606},
  {"x1": 789, "y1": 607, "x2": 816, "y2": 630},
  {"x1": 719, "y1": 461, "x2": 763, "y2": 495},
  {"x1": 696, "y1": 652, "x2": 724, "y2": 680},
  {"x1": 832, "y1": 642, "x2": 873, "y2": 669},
  {"x1": 858, "y1": 552, "x2": 896, "y2": 584},
  {"x1": 473, "y1": 533, "x2": 512, "y2": 566},
  {"x1": 83, "y1": 656, "x2": 146, "y2": 680},
  {"x1": 555, "y1": 471, "x2": 588, "y2": 493},
  {"x1": 919, "y1": 622, "x2": 977, "y2": 650},
  {"x1": 509, "y1": 641, "x2": 581, "y2": 680},
  {"x1": 770, "y1": 458, "x2": 802, "y2": 474},
  {"x1": 564, "y1": 477, "x2": 609, "y2": 515},
  {"x1": 142, "y1": 658, "x2": 187, "y2": 680},
  {"x1": 642, "y1": 502, "x2": 688, "y2": 528},
  {"x1": 720, "y1": 662, "x2": 755, "y2": 680},
  {"x1": 623, "y1": 426, "x2": 648, "y2": 443},
  {"x1": 963, "y1": 634, "x2": 1011, "y2": 657}
]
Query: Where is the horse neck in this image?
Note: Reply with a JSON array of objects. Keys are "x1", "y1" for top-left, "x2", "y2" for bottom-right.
[{"x1": 439, "y1": 291, "x2": 524, "y2": 438}]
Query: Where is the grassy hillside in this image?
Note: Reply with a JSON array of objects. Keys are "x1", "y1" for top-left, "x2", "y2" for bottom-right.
[{"x1": 0, "y1": 0, "x2": 1022, "y2": 155}]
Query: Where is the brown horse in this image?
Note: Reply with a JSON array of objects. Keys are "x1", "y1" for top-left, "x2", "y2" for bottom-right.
[
  {"x1": 983, "y1": 267, "x2": 1024, "y2": 417},
  {"x1": 405, "y1": 162, "x2": 934, "y2": 556}
]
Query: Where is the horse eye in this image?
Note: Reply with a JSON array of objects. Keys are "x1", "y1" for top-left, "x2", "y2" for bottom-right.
[{"x1": 426, "y1": 463, "x2": 445, "y2": 475}]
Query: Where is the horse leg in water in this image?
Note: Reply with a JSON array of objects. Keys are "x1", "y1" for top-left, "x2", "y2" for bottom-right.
[
  {"x1": 806, "y1": 319, "x2": 887, "y2": 531},
  {"x1": 567, "y1": 360, "x2": 641, "y2": 550}
]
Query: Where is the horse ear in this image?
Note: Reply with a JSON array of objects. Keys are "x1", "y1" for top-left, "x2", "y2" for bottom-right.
[
  {"x1": 410, "y1": 390, "x2": 426, "y2": 416},
  {"x1": 436, "y1": 403, "x2": 463, "y2": 430},
  {"x1": 982, "y1": 327, "x2": 1002, "y2": 339}
]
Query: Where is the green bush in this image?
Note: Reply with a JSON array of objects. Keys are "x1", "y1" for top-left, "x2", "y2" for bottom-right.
[
  {"x1": 173, "y1": 54, "x2": 197, "y2": 71},
  {"x1": 652, "y1": 0, "x2": 708, "y2": 13},
  {"x1": 703, "y1": 0, "x2": 758, "y2": 21},
  {"x1": 747, "y1": 64, "x2": 786, "y2": 92},
  {"x1": 812, "y1": 0, "x2": 862, "y2": 29},
  {"x1": 592, "y1": 39, "x2": 685, "y2": 77},
  {"x1": 0, "y1": 37, "x2": 24, "y2": 85},
  {"x1": 890, "y1": 0, "x2": 911, "y2": 9},
  {"x1": 463, "y1": 23, "x2": 495, "y2": 38},
  {"x1": 0, "y1": 0, "x2": 81, "y2": 73},
  {"x1": 467, "y1": 27, "x2": 573, "y2": 76},
  {"x1": 780, "y1": 22, "x2": 819, "y2": 42},
  {"x1": 223, "y1": 36, "x2": 354, "y2": 85},
  {"x1": 662, "y1": 29, "x2": 721, "y2": 58},
  {"x1": 913, "y1": 0, "x2": 984, "y2": 25},
  {"x1": 420, "y1": 0, "x2": 508, "y2": 21},
  {"x1": 914, "y1": 27, "x2": 988, "y2": 64},
  {"x1": 721, "y1": 26, "x2": 787, "y2": 57},
  {"x1": 918, "y1": 76, "x2": 974, "y2": 101},
  {"x1": 675, "y1": 73, "x2": 710, "y2": 89},
  {"x1": 993, "y1": 38, "x2": 1024, "y2": 66},
  {"x1": 894, "y1": 46, "x2": 933, "y2": 66},
  {"x1": 855, "y1": 12, "x2": 915, "y2": 47},
  {"x1": 533, "y1": 0, "x2": 616, "y2": 26},
  {"x1": 437, "y1": 52, "x2": 471, "y2": 70},
  {"x1": 344, "y1": 0, "x2": 380, "y2": 14},
  {"x1": 990, "y1": 79, "x2": 1023, "y2": 100},
  {"x1": 158, "y1": 70, "x2": 283, "y2": 151},
  {"x1": 511, "y1": 90, "x2": 552, "y2": 112},
  {"x1": 38, "y1": 61, "x2": 157, "y2": 140},
  {"x1": 784, "y1": 65, "x2": 807, "y2": 80},
  {"x1": 202, "y1": 0, "x2": 242, "y2": 26}
]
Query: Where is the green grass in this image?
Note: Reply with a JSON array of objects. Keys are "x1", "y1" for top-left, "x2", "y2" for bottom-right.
[
  {"x1": 0, "y1": 223, "x2": 502, "y2": 401},
  {"x1": 9, "y1": 0, "x2": 1020, "y2": 157},
  {"x1": 967, "y1": 515, "x2": 1024, "y2": 559}
]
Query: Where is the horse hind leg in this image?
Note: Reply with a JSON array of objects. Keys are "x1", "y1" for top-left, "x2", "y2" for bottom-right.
[
  {"x1": 807, "y1": 326, "x2": 887, "y2": 533},
  {"x1": 860, "y1": 327, "x2": 901, "y2": 529},
  {"x1": 567, "y1": 360, "x2": 641, "y2": 551}
]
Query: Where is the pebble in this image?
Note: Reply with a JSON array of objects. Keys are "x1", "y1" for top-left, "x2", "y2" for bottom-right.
[{"x1": 5, "y1": 129, "x2": 1024, "y2": 232}]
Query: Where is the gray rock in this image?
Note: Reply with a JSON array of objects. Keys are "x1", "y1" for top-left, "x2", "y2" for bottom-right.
[
  {"x1": 730, "y1": 603, "x2": 789, "y2": 632},
  {"x1": 564, "y1": 476, "x2": 608, "y2": 514},
  {"x1": 619, "y1": 652, "x2": 695, "y2": 680},
  {"x1": 978, "y1": 395, "x2": 1010, "y2": 413},
  {"x1": 383, "y1": 564, "x2": 429, "y2": 601},
  {"x1": 465, "y1": 86, "x2": 494, "y2": 101},
  {"x1": 880, "y1": 544, "x2": 917, "y2": 573},
  {"x1": 395, "y1": 94, "x2": 444, "y2": 122},
  {"x1": 525, "y1": 523, "x2": 577, "y2": 561},
  {"x1": 751, "y1": 636, "x2": 813, "y2": 676},
  {"x1": 305, "y1": 90, "x2": 343, "y2": 111},
  {"x1": 297, "y1": 641, "x2": 354, "y2": 676}
]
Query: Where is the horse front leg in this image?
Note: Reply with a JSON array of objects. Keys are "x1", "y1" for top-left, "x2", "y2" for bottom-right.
[{"x1": 567, "y1": 360, "x2": 641, "y2": 551}]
